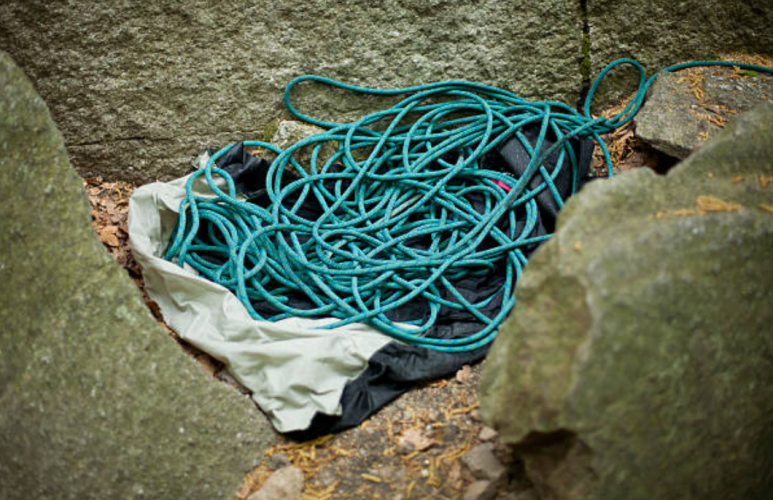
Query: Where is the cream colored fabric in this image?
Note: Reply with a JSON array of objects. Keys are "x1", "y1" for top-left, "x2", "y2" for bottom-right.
[{"x1": 128, "y1": 174, "x2": 392, "y2": 432}]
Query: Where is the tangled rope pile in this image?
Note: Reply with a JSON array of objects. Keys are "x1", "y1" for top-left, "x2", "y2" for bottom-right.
[{"x1": 165, "y1": 59, "x2": 773, "y2": 352}]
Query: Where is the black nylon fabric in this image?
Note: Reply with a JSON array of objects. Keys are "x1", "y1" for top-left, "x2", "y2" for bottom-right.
[
  {"x1": 207, "y1": 144, "x2": 275, "y2": 201},
  {"x1": 203, "y1": 127, "x2": 594, "y2": 437},
  {"x1": 286, "y1": 341, "x2": 487, "y2": 440}
]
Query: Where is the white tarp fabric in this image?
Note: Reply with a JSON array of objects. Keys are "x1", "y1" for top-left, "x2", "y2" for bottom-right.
[{"x1": 128, "y1": 174, "x2": 392, "y2": 433}]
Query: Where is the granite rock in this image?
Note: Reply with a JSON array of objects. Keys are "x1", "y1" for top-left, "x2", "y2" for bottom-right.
[
  {"x1": 0, "y1": 0, "x2": 583, "y2": 184},
  {"x1": 636, "y1": 69, "x2": 773, "y2": 159},
  {"x1": 463, "y1": 480, "x2": 497, "y2": 500},
  {"x1": 267, "y1": 120, "x2": 336, "y2": 169},
  {"x1": 247, "y1": 466, "x2": 304, "y2": 500},
  {"x1": 462, "y1": 443, "x2": 507, "y2": 483},
  {"x1": 0, "y1": 51, "x2": 274, "y2": 500},
  {"x1": 480, "y1": 103, "x2": 773, "y2": 500}
]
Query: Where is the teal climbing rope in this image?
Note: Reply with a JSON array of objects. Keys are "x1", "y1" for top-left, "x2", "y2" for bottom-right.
[{"x1": 165, "y1": 58, "x2": 773, "y2": 352}]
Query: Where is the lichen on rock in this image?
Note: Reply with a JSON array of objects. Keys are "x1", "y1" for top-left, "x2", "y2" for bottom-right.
[{"x1": 481, "y1": 103, "x2": 773, "y2": 500}]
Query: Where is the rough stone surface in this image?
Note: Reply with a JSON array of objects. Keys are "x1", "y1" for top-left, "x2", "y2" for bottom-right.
[
  {"x1": 636, "y1": 70, "x2": 773, "y2": 159},
  {"x1": 0, "y1": 0, "x2": 583, "y2": 184},
  {"x1": 462, "y1": 443, "x2": 507, "y2": 482},
  {"x1": 247, "y1": 466, "x2": 304, "y2": 500},
  {"x1": 271, "y1": 121, "x2": 327, "y2": 152},
  {"x1": 480, "y1": 103, "x2": 773, "y2": 500},
  {"x1": 267, "y1": 120, "x2": 335, "y2": 168},
  {"x1": 587, "y1": 0, "x2": 773, "y2": 106},
  {"x1": 463, "y1": 480, "x2": 497, "y2": 500},
  {"x1": 0, "y1": 51, "x2": 274, "y2": 500},
  {"x1": 478, "y1": 426, "x2": 498, "y2": 442},
  {"x1": 266, "y1": 453, "x2": 292, "y2": 471}
]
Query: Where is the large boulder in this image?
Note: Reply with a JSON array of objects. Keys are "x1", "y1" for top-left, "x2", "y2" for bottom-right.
[
  {"x1": 480, "y1": 103, "x2": 773, "y2": 500},
  {"x1": 635, "y1": 69, "x2": 773, "y2": 159},
  {"x1": 587, "y1": 0, "x2": 773, "y2": 106},
  {"x1": 0, "y1": 0, "x2": 583, "y2": 184},
  {"x1": 0, "y1": 52, "x2": 274, "y2": 500}
]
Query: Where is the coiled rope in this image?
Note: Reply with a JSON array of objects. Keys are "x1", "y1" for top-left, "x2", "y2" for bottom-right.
[{"x1": 165, "y1": 59, "x2": 773, "y2": 352}]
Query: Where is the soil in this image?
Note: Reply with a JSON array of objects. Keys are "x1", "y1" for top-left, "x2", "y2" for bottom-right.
[{"x1": 237, "y1": 365, "x2": 535, "y2": 500}]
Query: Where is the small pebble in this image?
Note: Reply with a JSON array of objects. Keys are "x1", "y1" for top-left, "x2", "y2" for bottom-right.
[
  {"x1": 463, "y1": 480, "x2": 496, "y2": 500},
  {"x1": 478, "y1": 426, "x2": 498, "y2": 441},
  {"x1": 248, "y1": 466, "x2": 304, "y2": 500},
  {"x1": 313, "y1": 468, "x2": 337, "y2": 487},
  {"x1": 266, "y1": 453, "x2": 291, "y2": 471},
  {"x1": 462, "y1": 443, "x2": 506, "y2": 482}
]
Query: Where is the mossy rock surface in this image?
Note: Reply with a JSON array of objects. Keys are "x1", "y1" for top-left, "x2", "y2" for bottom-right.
[
  {"x1": 481, "y1": 104, "x2": 773, "y2": 500},
  {"x1": 0, "y1": 51, "x2": 274, "y2": 500}
]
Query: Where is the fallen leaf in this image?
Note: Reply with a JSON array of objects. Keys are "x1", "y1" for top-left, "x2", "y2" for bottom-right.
[
  {"x1": 99, "y1": 232, "x2": 120, "y2": 247},
  {"x1": 695, "y1": 195, "x2": 744, "y2": 214}
]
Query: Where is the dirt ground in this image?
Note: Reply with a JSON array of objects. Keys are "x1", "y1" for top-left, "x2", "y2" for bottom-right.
[{"x1": 239, "y1": 365, "x2": 537, "y2": 500}]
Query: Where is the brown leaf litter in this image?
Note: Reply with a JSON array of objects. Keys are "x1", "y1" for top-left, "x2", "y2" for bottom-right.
[{"x1": 590, "y1": 93, "x2": 666, "y2": 175}]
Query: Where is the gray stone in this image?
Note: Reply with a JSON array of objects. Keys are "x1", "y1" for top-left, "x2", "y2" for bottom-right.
[
  {"x1": 0, "y1": 0, "x2": 583, "y2": 184},
  {"x1": 587, "y1": 0, "x2": 773, "y2": 107},
  {"x1": 480, "y1": 103, "x2": 773, "y2": 500},
  {"x1": 0, "y1": 51, "x2": 274, "y2": 500},
  {"x1": 636, "y1": 70, "x2": 773, "y2": 159},
  {"x1": 463, "y1": 480, "x2": 497, "y2": 500},
  {"x1": 513, "y1": 490, "x2": 540, "y2": 500},
  {"x1": 462, "y1": 443, "x2": 506, "y2": 482},
  {"x1": 478, "y1": 426, "x2": 498, "y2": 442},
  {"x1": 247, "y1": 466, "x2": 304, "y2": 500},
  {"x1": 266, "y1": 120, "x2": 335, "y2": 169},
  {"x1": 266, "y1": 453, "x2": 292, "y2": 471},
  {"x1": 271, "y1": 121, "x2": 327, "y2": 152}
]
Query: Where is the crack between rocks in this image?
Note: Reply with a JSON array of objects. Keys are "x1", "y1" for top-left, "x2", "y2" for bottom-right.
[
  {"x1": 69, "y1": 129, "x2": 265, "y2": 148},
  {"x1": 578, "y1": 0, "x2": 592, "y2": 109},
  {"x1": 70, "y1": 136, "x2": 175, "y2": 147}
]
